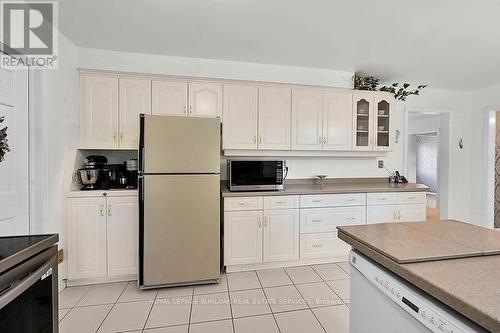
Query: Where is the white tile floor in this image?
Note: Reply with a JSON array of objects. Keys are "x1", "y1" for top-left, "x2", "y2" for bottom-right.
[{"x1": 59, "y1": 262, "x2": 350, "y2": 333}]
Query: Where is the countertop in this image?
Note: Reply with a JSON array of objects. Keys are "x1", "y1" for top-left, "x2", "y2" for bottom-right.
[
  {"x1": 221, "y1": 178, "x2": 429, "y2": 197},
  {"x1": 338, "y1": 220, "x2": 500, "y2": 332}
]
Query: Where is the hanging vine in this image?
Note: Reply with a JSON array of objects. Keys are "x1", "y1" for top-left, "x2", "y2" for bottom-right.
[{"x1": 0, "y1": 116, "x2": 10, "y2": 162}]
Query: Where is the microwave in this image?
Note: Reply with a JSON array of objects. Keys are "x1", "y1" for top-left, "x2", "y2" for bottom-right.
[{"x1": 228, "y1": 160, "x2": 285, "y2": 191}]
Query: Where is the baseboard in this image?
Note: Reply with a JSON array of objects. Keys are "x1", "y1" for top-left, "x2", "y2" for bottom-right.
[
  {"x1": 225, "y1": 255, "x2": 349, "y2": 273},
  {"x1": 66, "y1": 274, "x2": 136, "y2": 287}
]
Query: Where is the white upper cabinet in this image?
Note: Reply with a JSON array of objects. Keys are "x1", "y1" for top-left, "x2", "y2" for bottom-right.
[
  {"x1": 188, "y1": 82, "x2": 222, "y2": 118},
  {"x1": 152, "y1": 80, "x2": 188, "y2": 116},
  {"x1": 352, "y1": 91, "x2": 374, "y2": 151},
  {"x1": 80, "y1": 74, "x2": 119, "y2": 148},
  {"x1": 373, "y1": 93, "x2": 393, "y2": 151},
  {"x1": 106, "y1": 196, "x2": 138, "y2": 277},
  {"x1": 258, "y1": 86, "x2": 291, "y2": 150},
  {"x1": 223, "y1": 84, "x2": 258, "y2": 149},
  {"x1": 291, "y1": 88, "x2": 323, "y2": 150},
  {"x1": 119, "y1": 78, "x2": 151, "y2": 148},
  {"x1": 322, "y1": 90, "x2": 353, "y2": 151}
]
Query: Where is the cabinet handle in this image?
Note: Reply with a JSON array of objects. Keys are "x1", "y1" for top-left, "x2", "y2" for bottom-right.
[
  {"x1": 393, "y1": 210, "x2": 397, "y2": 221},
  {"x1": 120, "y1": 131, "x2": 123, "y2": 142},
  {"x1": 312, "y1": 219, "x2": 321, "y2": 223},
  {"x1": 323, "y1": 137, "x2": 327, "y2": 144},
  {"x1": 319, "y1": 136, "x2": 322, "y2": 144},
  {"x1": 184, "y1": 106, "x2": 187, "y2": 114},
  {"x1": 346, "y1": 217, "x2": 355, "y2": 221},
  {"x1": 189, "y1": 105, "x2": 192, "y2": 115},
  {"x1": 408, "y1": 196, "x2": 417, "y2": 200},
  {"x1": 253, "y1": 136, "x2": 257, "y2": 144},
  {"x1": 346, "y1": 198, "x2": 355, "y2": 202},
  {"x1": 113, "y1": 132, "x2": 117, "y2": 142},
  {"x1": 100, "y1": 204, "x2": 104, "y2": 216},
  {"x1": 107, "y1": 204, "x2": 112, "y2": 217},
  {"x1": 265, "y1": 216, "x2": 268, "y2": 227},
  {"x1": 259, "y1": 136, "x2": 262, "y2": 144},
  {"x1": 398, "y1": 210, "x2": 402, "y2": 220},
  {"x1": 312, "y1": 243, "x2": 323, "y2": 248},
  {"x1": 311, "y1": 199, "x2": 322, "y2": 203},
  {"x1": 258, "y1": 216, "x2": 262, "y2": 228}
]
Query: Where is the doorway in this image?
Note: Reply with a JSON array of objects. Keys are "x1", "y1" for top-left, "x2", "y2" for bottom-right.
[{"x1": 406, "y1": 111, "x2": 450, "y2": 221}]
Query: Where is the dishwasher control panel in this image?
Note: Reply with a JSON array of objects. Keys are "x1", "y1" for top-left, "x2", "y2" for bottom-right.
[{"x1": 350, "y1": 251, "x2": 483, "y2": 333}]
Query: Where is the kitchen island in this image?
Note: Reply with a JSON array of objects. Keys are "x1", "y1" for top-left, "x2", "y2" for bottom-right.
[{"x1": 338, "y1": 220, "x2": 500, "y2": 332}]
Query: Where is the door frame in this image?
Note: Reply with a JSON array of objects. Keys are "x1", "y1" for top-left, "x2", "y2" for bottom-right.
[{"x1": 403, "y1": 107, "x2": 451, "y2": 219}]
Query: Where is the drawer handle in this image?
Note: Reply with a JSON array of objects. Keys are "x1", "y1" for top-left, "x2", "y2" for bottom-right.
[
  {"x1": 346, "y1": 198, "x2": 355, "y2": 202},
  {"x1": 346, "y1": 217, "x2": 355, "y2": 221},
  {"x1": 312, "y1": 243, "x2": 323, "y2": 248},
  {"x1": 378, "y1": 198, "x2": 387, "y2": 201},
  {"x1": 311, "y1": 219, "x2": 322, "y2": 223},
  {"x1": 311, "y1": 199, "x2": 322, "y2": 203},
  {"x1": 237, "y1": 202, "x2": 248, "y2": 206},
  {"x1": 276, "y1": 201, "x2": 286, "y2": 205},
  {"x1": 407, "y1": 196, "x2": 417, "y2": 199}
]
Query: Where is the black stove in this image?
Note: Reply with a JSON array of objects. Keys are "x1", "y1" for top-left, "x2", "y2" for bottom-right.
[{"x1": 0, "y1": 234, "x2": 54, "y2": 260}]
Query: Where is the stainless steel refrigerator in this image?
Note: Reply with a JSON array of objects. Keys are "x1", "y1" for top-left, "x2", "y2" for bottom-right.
[{"x1": 138, "y1": 114, "x2": 220, "y2": 289}]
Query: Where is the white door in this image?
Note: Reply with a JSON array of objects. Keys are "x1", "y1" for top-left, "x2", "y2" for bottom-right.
[
  {"x1": 322, "y1": 91, "x2": 353, "y2": 151},
  {"x1": 263, "y1": 209, "x2": 299, "y2": 262},
  {"x1": 373, "y1": 93, "x2": 393, "y2": 152},
  {"x1": 291, "y1": 89, "x2": 323, "y2": 150},
  {"x1": 224, "y1": 211, "x2": 262, "y2": 265},
  {"x1": 352, "y1": 91, "x2": 374, "y2": 151},
  {"x1": 366, "y1": 205, "x2": 398, "y2": 224},
  {"x1": 397, "y1": 204, "x2": 427, "y2": 222},
  {"x1": 81, "y1": 74, "x2": 119, "y2": 148},
  {"x1": 188, "y1": 82, "x2": 222, "y2": 118},
  {"x1": 222, "y1": 84, "x2": 258, "y2": 149},
  {"x1": 258, "y1": 86, "x2": 291, "y2": 150},
  {"x1": 106, "y1": 196, "x2": 138, "y2": 276},
  {"x1": 151, "y1": 80, "x2": 188, "y2": 116},
  {"x1": 67, "y1": 197, "x2": 107, "y2": 280},
  {"x1": 0, "y1": 65, "x2": 29, "y2": 235},
  {"x1": 119, "y1": 77, "x2": 151, "y2": 148}
]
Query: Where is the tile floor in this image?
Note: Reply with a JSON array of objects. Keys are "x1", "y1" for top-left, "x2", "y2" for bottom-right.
[{"x1": 59, "y1": 262, "x2": 350, "y2": 333}]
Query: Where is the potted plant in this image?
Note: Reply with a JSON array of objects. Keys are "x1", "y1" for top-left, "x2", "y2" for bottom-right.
[{"x1": 0, "y1": 116, "x2": 10, "y2": 162}]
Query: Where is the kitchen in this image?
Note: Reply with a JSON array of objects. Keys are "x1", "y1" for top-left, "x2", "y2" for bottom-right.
[{"x1": 0, "y1": 1, "x2": 499, "y2": 333}]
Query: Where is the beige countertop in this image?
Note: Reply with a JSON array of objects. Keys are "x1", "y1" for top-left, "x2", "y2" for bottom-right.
[
  {"x1": 338, "y1": 220, "x2": 500, "y2": 332},
  {"x1": 221, "y1": 178, "x2": 429, "y2": 197}
]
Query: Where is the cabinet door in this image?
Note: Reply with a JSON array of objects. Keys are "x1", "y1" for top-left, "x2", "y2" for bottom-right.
[
  {"x1": 152, "y1": 80, "x2": 188, "y2": 116},
  {"x1": 80, "y1": 75, "x2": 119, "y2": 148},
  {"x1": 352, "y1": 91, "x2": 374, "y2": 151},
  {"x1": 106, "y1": 196, "x2": 139, "y2": 277},
  {"x1": 119, "y1": 78, "x2": 151, "y2": 148},
  {"x1": 66, "y1": 197, "x2": 107, "y2": 280},
  {"x1": 366, "y1": 205, "x2": 398, "y2": 224},
  {"x1": 258, "y1": 86, "x2": 291, "y2": 150},
  {"x1": 224, "y1": 211, "x2": 262, "y2": 265},
  {"x1": 322, "y1": 91, "x2": 353, "y2": 151},
  {"x1": 373, "y1": 93, "x2": 393, "y2": 151},
  {"x1": 263, "y1": 209, "x2": 299, "y2": 262},
  {"x1": 291, "y1": 89, "x2": 323, "y2": 150},
  {"x1": 188, "y1": 82, "x2": 222, "y2": 118},
  {"x1": 222, "y1": 84, "x2": 258, "y2": 149},
  {"x1": 397, "y1": 204, "x2": 427, "y2": 222}
]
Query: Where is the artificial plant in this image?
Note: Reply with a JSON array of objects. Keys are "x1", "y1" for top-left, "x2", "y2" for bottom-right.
[{"x1": 0, "y1": 116, "x2": 10, "y2": 162}]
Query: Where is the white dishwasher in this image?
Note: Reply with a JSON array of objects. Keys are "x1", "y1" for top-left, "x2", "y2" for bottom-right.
[{"x1": 349, "y1": 251, "x2": 487, "y2": 333}]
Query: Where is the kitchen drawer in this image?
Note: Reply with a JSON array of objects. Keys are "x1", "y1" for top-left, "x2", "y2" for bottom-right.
[
  {"x1": 300, "y1": 206, "x2": 365, "y2": 233},
  {"x1": 366, "y1": 192, "x2": 397, "y2": 205},
  {"x1": 300, "y1": 232, "x2": 350, "y2": 260},
  {"x1": 397, "y1": 192, "x2": 427, "y2": 204},
  {"x1": 224, "y1": 196, "x2": 263, "y2": 211},
  {"x1": 264, "y1": 196, "x2": 299, "y2": 210},
  {"x1": 300, "y1": 193, "x2": 366, "y2": 208}
]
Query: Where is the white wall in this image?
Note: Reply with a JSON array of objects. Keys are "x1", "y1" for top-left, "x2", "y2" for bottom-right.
[
  {"x1": 406, "y1": 89, "x2": 472, "y2": 223},
  {"x1": 470, "y1": 84, "x2": 500, "y2": 227}
]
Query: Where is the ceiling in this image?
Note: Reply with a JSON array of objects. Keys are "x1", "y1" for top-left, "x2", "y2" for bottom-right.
[{"x1": 59, "y1": 0, "x2": 500, "y2": 90}]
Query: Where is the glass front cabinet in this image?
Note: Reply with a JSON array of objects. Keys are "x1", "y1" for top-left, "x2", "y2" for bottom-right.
[{"x1": 352, "y1": 92, "x2": 393, "y2": 151}]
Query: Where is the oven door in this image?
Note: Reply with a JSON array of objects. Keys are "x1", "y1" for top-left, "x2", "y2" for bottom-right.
[
  {"x1": 229, "y1": 160, "x2": 283, "y2": 191},
  {"x1": 0, "y1": 246, "x2": 58, "y2": 333}
]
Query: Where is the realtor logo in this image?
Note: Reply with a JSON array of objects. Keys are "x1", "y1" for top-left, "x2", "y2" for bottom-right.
[{"x1": 1, "y1": 1, "x2": 58, "y2": 68}]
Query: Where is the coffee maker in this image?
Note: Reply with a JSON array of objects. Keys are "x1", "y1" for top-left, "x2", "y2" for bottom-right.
[{"x1": 76, "y1": 155, "x2": 108, "y2": 190}]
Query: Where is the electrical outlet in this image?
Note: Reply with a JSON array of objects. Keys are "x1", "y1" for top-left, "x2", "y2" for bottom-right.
[{"x1": 378, "y1": 160, "x2": 384, "y2": 168}]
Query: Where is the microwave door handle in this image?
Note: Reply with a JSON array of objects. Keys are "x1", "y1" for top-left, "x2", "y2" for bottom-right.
[{"x1": 0, "y1": 258, "x2": 55, "y2": 309}]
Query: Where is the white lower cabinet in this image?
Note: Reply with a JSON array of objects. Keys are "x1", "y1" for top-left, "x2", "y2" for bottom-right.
[
  {"x1": 263, "y1": 209, "x2": 299, "y2": 262},
  {"x1": 224, "y1": 210, "x2": 263, "y2": 265},
  {"x1": 66, "y1": 195, "x2": 138, "y2": 281},
  {"x1": 223, "y1": 191, "x2": 426, "y2": 270}
]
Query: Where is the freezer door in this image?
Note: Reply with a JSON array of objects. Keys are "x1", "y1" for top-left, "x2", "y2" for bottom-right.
[
  {"x1": 142, "y1": 115, "x2": 220, "y2": 173},
  {"x1": 141, "y1": 174, "x2": 220, "y2": 286}
]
